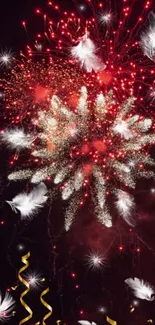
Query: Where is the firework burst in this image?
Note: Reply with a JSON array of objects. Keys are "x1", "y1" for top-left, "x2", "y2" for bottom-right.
[
  {"x1": 6, "y1": 86, "x2": 155, "y2": 230},
  {"x1": 2, "y1": 0, "x2": 155, "y2": 231}
]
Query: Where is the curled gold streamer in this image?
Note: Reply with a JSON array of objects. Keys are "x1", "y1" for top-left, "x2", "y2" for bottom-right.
[
  {"x1": 106, "y1": 316, "x2": 117, "y2": 325},
  {"x1": 18, "y1": 252, "x2": 33, "y2": 325},
  {"x1": 147, "y1": 321, "x2": 153, "y2": 323},
  {"x1": 40, "y1": 287, "x2": 52, "y2": 325}
]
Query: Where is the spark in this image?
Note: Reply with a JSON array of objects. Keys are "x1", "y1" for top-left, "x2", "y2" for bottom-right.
[
  {"x1": 99, "y1": 12, "x2": 112, "y2": 25},
  {"x1": 132, "y1": 299, "x2": 139, "y2": 306},
  {"x1": 0, "y1": 51, "x2": 12, "y2": 68},
  {"x1": 98, "y1": 306, "x2": 107, "y2": 314},
  {"x1": 79, "y1": 5, "x2": 86, "y2": 11},
  {"x1": 85, "y1": 252, "x2": 106, "y2": 270},
  {"x1": 35, "y1": 43, "x2": 43, "y2": 51},
  {"x1": 25, "y1": 271, "x2": 43, "y2": 289}
]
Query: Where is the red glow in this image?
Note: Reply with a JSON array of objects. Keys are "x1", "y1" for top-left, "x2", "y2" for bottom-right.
[
  {"x1": 81, "y1": 144, "x2": 90, "y2": 154},
  {"x1": 71, "y1": 273, "x2": 76, "y2": 278},
  {"x1": 35, "y1": 86, "x2": 50, "y2": 102},
  {"x1": 68, "y1": 93, "x2": 79, "y2": 109},
  {"x1": 83, "y1": 164, "x2": 93, "y2": 176},
  {"x1": 98, "y1": 71, "x2": 112, "y2": 85},
  {"x1": 92, "y1": 140, "x2": 106, "y2": 153}
]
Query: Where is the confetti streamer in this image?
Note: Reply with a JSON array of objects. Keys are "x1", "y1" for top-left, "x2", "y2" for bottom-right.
[
  {"x1": 147, "y1": 321, "x2": 153, "y2": 323},
  {"x1": 130, "y1": 307, "x2": 135, "y2": 313},
  {"x1": 18, "y1": 252, "x2": 33, "y2": 325},
  {"x1": 106, "y1": 316, "x2": 117, "y2": 325},
  {"x1": 40, "y1": 287, "x2": 52, "y2": 325},
  {"x1": 11, "y1": 286, "x2": 18, "y2": 291},
  {"x1": 56, "y1": 321, "x2": 61, "y2": 325}
]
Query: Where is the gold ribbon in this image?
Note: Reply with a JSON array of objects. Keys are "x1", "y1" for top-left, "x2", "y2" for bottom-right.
[
  {"x1": 147, "y1": 321, "x2": 153, "y2": 323},
  {"x1": 40, "y1": 287, "x2": 52, "y2": 325},
  {"x1": 18, "y1": 252, "x2": 33, "y2": 325},
  {"x1": 56, "y1": 321, "x2": 61, "y2": 325},
  {"x1": 130, "y1": 307, "x2": 135, "y2": 313},
  {"x1": 107, "y1": 316, "x2": 117, "y2": 325}
]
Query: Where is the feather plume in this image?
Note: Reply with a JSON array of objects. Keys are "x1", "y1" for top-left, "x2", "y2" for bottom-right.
[
  {"x1": 115, "y1": 190, "x2": 135, "y2": 226},
  {"x1": 141, "y1": 13, "x2": 155, "y2": 62},
  {"x1": 0, "y1": 291, "x2": 15, "y2": 321},
  {"x1": 125, "y1": 277, "x2": 155, "y2": 301},
  {"x1": 71, "y1": 34, "x2": 106, "y2": 72},
  {"x1": 6, "y1": 183, "x2": 48, "y2": 218},
  {"x1": 1, "y1": 128, "x2": 34, "y2": 150},
  {"x1": 78, "y1": 321, "x2": 97, "y2": 325}
]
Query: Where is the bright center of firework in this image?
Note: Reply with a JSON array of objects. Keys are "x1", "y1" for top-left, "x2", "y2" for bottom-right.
[
  {"x1": 92, "y1": 256, "x2": 101, "y2": 265},
  {"x1": 85, "y1": 252, "x2": 105, "y2": 270},
  {"x1": 3, "y1": 56, "x2": 9, "y2": 62},
  {"x1": 29, "y1": 276, "x2": 37, "y2": 284},
  {"x1": 99, "y1": 13, "x2": 112, "y2": 24},
  {"x1": 79, "y1": 4, "x2": 85, "y2": 11}
]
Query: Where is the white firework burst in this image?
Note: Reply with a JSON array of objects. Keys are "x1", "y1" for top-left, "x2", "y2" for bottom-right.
[
  {"x1": 0, "y1": 292, "x2": 15, "y2": 321},
  {"x1": 25, "y1": 271, "x2": 43, "y2": 289},
  {"x1": 85, "y1": 251, "x2": 106, "y2": 271},
  {"x1": 7, "y1": 87, "x2": 155, "y2": 230},
  {"x1": 99, "y1": 12, "x2": 113, "y2": 25},
  {"x1": 0, "y1": 50, "x2": 13, "y2": 68}
]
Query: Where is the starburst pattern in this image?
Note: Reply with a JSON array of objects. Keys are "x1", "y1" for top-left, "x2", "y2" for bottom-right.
[{"x1": 7, "y1": 86, "x2": 155, "y2": 230}]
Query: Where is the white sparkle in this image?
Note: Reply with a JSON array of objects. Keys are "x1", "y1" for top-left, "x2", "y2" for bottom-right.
[
  {"x1": 99, "y1": 13, "x2": 112, "y2": 25},
  {"x1": 98, "y1": 306, "x2": 107, "y2": 313},
  {"x1": 85, "y1": 252, "x2": 106, "y2": 270},
  {"x1": 25, "y1": 271, "x2": 43, "y2": 289},
  {"x1": 0, "y1": 51, "x2": 12, "y2": 67},
  {"x1": 79, "y1": 5, "x2": 86, "y2": 11}
]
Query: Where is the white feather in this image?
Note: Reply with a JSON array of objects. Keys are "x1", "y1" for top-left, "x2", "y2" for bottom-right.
[
  {"x1": 71, "y1": 34, "x2": 106, "y2": 72},
  {"x1": 1, "y1": 128, "x2": 33, "y2": 150},
  {"x1": 6, "y1": 183, "x2": 48, "y2": 218},
  {"x1": 78, "y1": 320, "x2": 97, "y2": 325},
  {"x1": 141, "y1": 13, "x2": 155, "y2": 61},
  {"x1": 0, "y1": 291, "x2": 15, "y2": 321},
  {"x1": 125, "y1": 277, "x2": 155, "y2": 301},
  {"x1": 115, "y1": 190, "x2": 135, "y2": 226}
]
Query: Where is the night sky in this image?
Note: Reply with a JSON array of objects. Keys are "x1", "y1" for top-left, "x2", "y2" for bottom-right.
[{"x1": 0, "y1": 1, "x2": 155, "y2": 325}]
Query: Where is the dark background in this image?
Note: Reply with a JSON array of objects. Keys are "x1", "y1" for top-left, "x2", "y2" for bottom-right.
[{"x1": 0, "y1": 1, "x2": 155, "y2": 325}]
